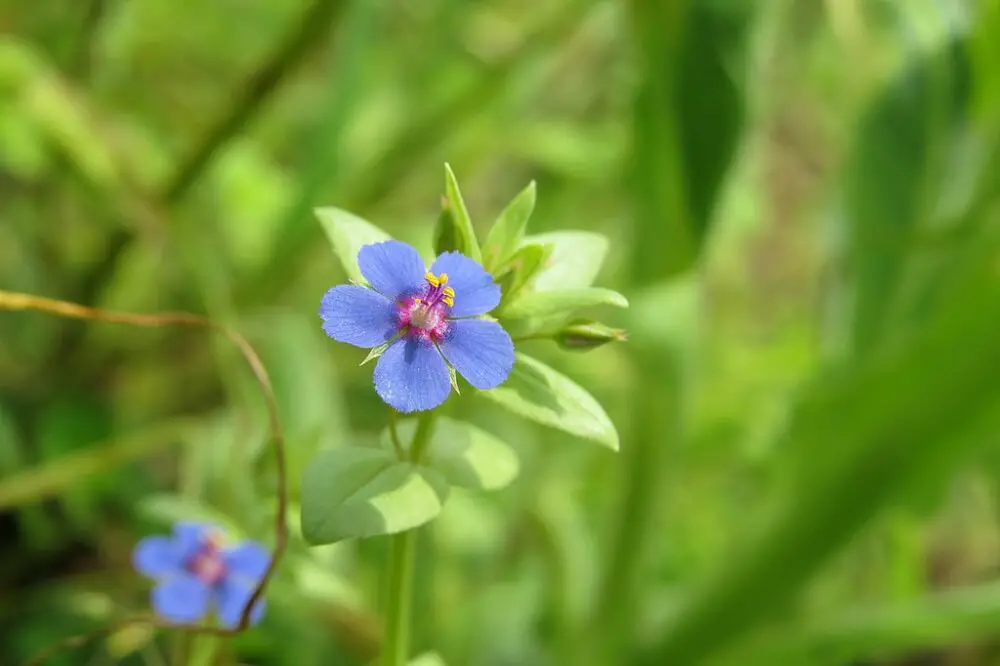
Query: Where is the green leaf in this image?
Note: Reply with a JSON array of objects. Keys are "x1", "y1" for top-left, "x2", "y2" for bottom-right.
[
  {"x1": 496, "y1": 242, "x2": 554, "y2": 304},
  {"x1": 483, "y1": 181, "x2": 537, "y2": 271},
  {"x1": 522, "y1": 231, "x2": 608, "y2": 291},
  {"x1": 315, "y1": 207, "x2": 391, "y2": 281},
  {"x1": 843, "y1": 38, "x2": 970, "y2": 356},
  {"x1": 500, "y1": 287, "x2": 628, "y2": 320},
  {"x1": 383, "y1": 417, "x2": 519, "y2": 491},
  {"x1": 301, "y1": 447, "x2": 450, "y2": 544},
  {"x1": 442, "y1": 163, "x2": 481, "y2": 261},
  {"x1": 479, "y1": 353, "x2": 619, "y2": 450},
  {"x1": 432, "y1": 198, "x2": 459, "y2": 255}
]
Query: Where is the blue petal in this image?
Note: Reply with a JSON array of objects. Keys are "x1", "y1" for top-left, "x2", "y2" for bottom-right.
[
  {"x1": 439, "y1": 319, "x2": 514, "y2": 390},
  {"x1": 216, "y1": 579, "x2": 266, "y2": 628},
  {"x1": 223, "y1": 541, "x2": 271, "y2": 581},
  {"x1": 430, "y1": 252, "x2": 501, "y2": 317},
  {"x1": 173, "y1": 522, "x2": 211, "y2": 560},
  {"x1": 133, "y1": 536, "x2": 183, "y2": 577},
  {"x1": 373, "y1": 337, "x2": 451, "y2": 413},
  {"x1": 320, "y1": 285, "x2": 398, "y2": 348},
  {"x1": 357, "y1": 241, "x2": 427, "y2": 301},
  {"x1": 151, "y1": 575, "x2": 211, "y2": 624}
]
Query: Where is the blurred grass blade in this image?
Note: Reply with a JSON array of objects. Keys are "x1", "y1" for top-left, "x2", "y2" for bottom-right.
[
  {"x1": 842, "y1": 37, "x2": 970, "y2": 356},
  {"x1": 267, "y1": 0, "x2": 379, "y2": 273},
  {"x1": 0, "y1": 419, "x2": 195, "y2": 510},
  {"x1": 740, "y1": 578, "x2": 1000, "y2": 664},
  {"x1": 628, "y1": 0, "x2": 750, "y2": 284},
  {"x1": 641, "y1": 239, "x2": 1000, "y2": 665}
]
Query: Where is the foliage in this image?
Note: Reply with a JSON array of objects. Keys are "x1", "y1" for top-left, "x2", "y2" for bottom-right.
[{"x1": 3, "y1": 0, "x2": 1000, "y2": 665}]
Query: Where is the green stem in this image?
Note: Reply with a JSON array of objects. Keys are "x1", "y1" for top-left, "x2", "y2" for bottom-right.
[
  {"x1": 381, "y1": 410, "x2": 436, "y2": 666},
  {"x1": 382, "y1": 529, "x2": 417, "y2": 666},
  {"x1": 187, "y1": 634, "x2": 221, "y2": 666},
  {"x1": 171, "y1": 633, "x2": 191, "y2": 666},
  {"x1": 408, "y1": 411, "x2": 436, "y2": 463}
]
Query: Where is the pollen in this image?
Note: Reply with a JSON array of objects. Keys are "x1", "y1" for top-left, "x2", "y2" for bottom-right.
[
  {"x1": 424, "y1": 272, "x2": 449, "y2": 287},
  {"x1": 443, "y1": 286, "x2": 455, "y2": 307}
]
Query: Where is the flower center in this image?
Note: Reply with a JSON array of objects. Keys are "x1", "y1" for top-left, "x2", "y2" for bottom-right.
[
  {"x1": 185, "y1": 532, "x2": 227, "y2": 586},
  {"x1": 409, "y1": 304, "x2": 438, "y2": 330},
  {"x1": 397, "y1": 272, "x2": 454, "y2": 341}
]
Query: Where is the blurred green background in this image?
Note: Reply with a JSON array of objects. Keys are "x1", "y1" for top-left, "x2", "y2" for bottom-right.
[{"x1": 3, "y1": 0, "x2": 1000, "y2": 664}]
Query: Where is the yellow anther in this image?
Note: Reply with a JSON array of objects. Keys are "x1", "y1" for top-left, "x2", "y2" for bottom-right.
[
  {"x1": 438, "y1": 273, "x2": 449, "y2": 285},
  {"x1": 443, "y1": 287, "x2": 455, "y2": 297},
  {"x1": 443, "y1": 295, "x2": 455, "y2": 307},
  {"x1": 424, "y1": 271, "x2": 439, "y2": 287}
]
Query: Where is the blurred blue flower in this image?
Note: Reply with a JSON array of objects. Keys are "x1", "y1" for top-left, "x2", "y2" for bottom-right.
[
  {"x1": 320, "y1": 241, "x2": 515, "y2": 412},
  {"x1": 132, "y1": 522, "x2": 270, "y2": 627}
]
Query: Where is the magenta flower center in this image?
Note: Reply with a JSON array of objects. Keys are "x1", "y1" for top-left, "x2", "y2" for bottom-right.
[
  {"x1": 185, "y1": 533, "x2": 228, "y2": 586},
  {"x1": 397, "y1": 272, "x2": 454, "y2": 342}
]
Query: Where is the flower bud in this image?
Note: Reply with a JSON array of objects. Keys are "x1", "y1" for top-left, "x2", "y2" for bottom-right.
[{"x1": 555, "y1": 319, "x2": 627, "y2": 351}]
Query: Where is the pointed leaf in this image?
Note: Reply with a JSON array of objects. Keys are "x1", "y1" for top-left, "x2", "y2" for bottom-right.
[
  {"x1": 442, "y1": 163, "x2": 481, "y2": 261},
  {"x1": 383, "y1": 417, "x2": 519, "y2": 491},
  {"x1": 432, "y1": 199, "x2": 460, "y2": 255},
  {"x1": 479, "y1": 353, "x2": 618, "y2": 450},
  {"x1": 496, "y1": 242, "x2": 554, "y2": 304},
  {"x1": 500, "y1": 287, "x2": 628, "y2": 320},
  {"x1": 361, "y1": 340, "x2": 392, "y2": 366},
  {"x1": 315, "y1": 207, "x2": 392, "y2": 281},
  {"x1": 301, "y1": 447, "x2": 449, "y2": 544},
  {"x1": 523, "y1": 231, "x2": 608, "y2": 291},
  {"x1": 483, "y1": 181, "x2": 537, "y2": 270}
]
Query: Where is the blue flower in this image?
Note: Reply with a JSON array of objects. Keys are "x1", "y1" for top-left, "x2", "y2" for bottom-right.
[
  {"x1": 132, "y1": 522, "x2": 270, "y2": 628},
  {"x1": 319, "y1": 240, "x2": 515, "y2": 412}
]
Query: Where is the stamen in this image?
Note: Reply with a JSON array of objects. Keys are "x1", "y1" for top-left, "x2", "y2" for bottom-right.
[
  {"x1": 443, "y1": 287, "x2": 455, "y2": 307},
  {"x1": 425, "y1": 271, "x2": 440, "y2": 287}
]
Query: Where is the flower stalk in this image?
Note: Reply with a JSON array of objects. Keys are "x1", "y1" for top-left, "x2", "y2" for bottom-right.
[{"x1": 382, "y1": 410, "x2": 436, "y2": 666}]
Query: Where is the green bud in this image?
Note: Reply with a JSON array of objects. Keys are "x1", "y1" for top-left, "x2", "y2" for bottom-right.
[{"x1": 555, "y1": 319, "x2": 627, "y2": 351}]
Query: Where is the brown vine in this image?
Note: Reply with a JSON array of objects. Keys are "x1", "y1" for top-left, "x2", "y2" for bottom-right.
[{"x1": 0, "y1": 290, "x2": 288, "y2": 665}]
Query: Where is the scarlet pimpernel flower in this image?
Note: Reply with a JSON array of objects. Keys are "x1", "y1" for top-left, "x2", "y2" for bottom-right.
[
  {"x1": 132, "y1": 522, "x2": 270, "y2": 627},
  {"x1": 319, "y1": 240, "x2": 515, "y2": 412}
]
